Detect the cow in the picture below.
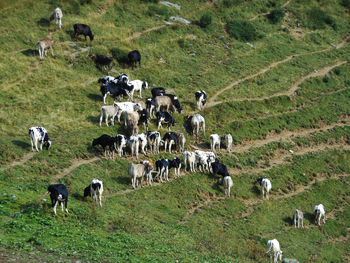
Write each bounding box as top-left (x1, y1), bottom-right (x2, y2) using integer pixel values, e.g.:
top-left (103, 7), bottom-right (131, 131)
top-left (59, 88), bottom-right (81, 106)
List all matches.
top-left (47, 184), bottom-right (69, 215)
top-left (146, 98), bottom-right (156, 118)
top-left (138, 109), bottom-right (149, 131)
top-left (128, 50), bottom-right (141, 69)
top-left (129, 80), bottom-right (148, 99)
top-left (128, 135), bottom-right (140, 159)
top-left (256, 177), bottom-right (272, 200)
top-left (92, 134), bottom-right (116, 158)
top-left (266, 239), bottom-right (283, 263)
top-left (37, 38), bottom-right (54, 60)
top-left (223, 134), bottom-right (233, 152)
top-left (155, 159), bottom-right (170, 183)
top-left (29, 126), bottom-right (51, 151)
top-left (210, 134), bottom-right (221, 152)
top-left (293, 209), bottom-right (304, 228)
top-left (223, 176), bottom-right (233, 197)
top-left (115, 134), bottom-right (127, 157)
top-left (163, 132), bottom-right (180, 153)
top-left (147, 131), bottom-right (161, 154)
top-left (169, 157), bottom-right (181, 178)
top-left (194, 150), bottom-right (216, 172)
top-left (84, 178), bottom-right (104, 207)
top-left (188, 114), bottom-right (205, 136)
top-left (211, 161), bottom-right (229, 178)
top-left (129, 162), bottom-right (153, 189)
top-left (73, 24), bottom-right (94, 41)
top-left (90, 54), bottom-right (114, 72)
top-left (183, 151), bottom-right (196, 172)
top-left (195, 90), bottom-right (207, 110)
top-left (99, 103), bottom-right (119, 127)
top-left (156, 111), bottom-right (175, 130)
top-left (314, 204), bottom-right (326, 226)
top-left (49, 7), bottom-right (63, 29)
top-left (151, 87), bottom-right (165, 98)
top-left (100, 82), bottom-right (129, 104)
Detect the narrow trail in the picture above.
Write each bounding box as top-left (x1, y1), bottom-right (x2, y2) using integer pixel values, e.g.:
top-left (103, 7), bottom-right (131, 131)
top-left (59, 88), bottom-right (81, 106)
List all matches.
top-left (0, 152), bottom-right (35, 171)
top-left (207, 35), bottom-right (350, 107)
top-left (126, 25), bottom-right (167, 40)
top-left (51, 157), bottom-right (100, 183)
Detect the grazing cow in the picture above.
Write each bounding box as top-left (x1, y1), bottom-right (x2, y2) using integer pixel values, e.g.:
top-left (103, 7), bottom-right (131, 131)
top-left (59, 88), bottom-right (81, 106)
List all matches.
top-left (223, 176), bottom-right (233, 197)
top-left (156, 111), bottom-right (175, 130)
top-left (115, 134), bottom-right (127, 157)
top-left (117, 73), bottom-right (130, 84)
top-left (37, 38), bottom-right (54, 60)
top-left (223, 134), bottom-right (233, 152)
top-left (266, 239), bottom-right (283, 263)
top-left (178, 133), bottom-right (186, 152)
top-left (100, 82), bottom-right (128, 104)
top-left (90, 55), bottom-right (114, 72)
top-left (189, 114), bottom-right (205, 136)
top-left (125, 111), bottom-right (140, 135)
top-left (49, 7), bottom-right (63, 29)
top-left (128, 135), bottom-right (140, 159)
top-left (169, 157), bottom-right (181, 178)
top-left (128, 50), bottom-right (141, 69)
top-left (162, 94), bottom-right (182, 113)
top-left (155, 159), bottom-right (170, 183)
top-left (183, 151), bottom-right (196, 172)
top-left (194, 150), bottom-right (216, 171)
top-left (129, 163), bottom-right (153, 189)
top-left (114, 102), bottom-right (142, 124)
top-left (151, 87), bottom-right (165, 98)
top-left (154, 96), bottom-right (175, 113)
top-left (29, 126), bottom-right (51, 151)
top-left (211, 161), bottom-right (229, 178)
top-left (147, 131), bottom-right (161, 154)
top-left (163, 132), bottom-right (180, 153)
top-left (99, 103), bottom-right (119, 127)
top-left (314, 204), bottom-right (326, 226)
top-left (98, 75), bottom-right (117, 85)
top-left (136, 133), bottom-right (147, 155)
top-left (92, 134), bottom-right (116, 158)
top-left (138, 109), bottom-right (149, 131)
top-left (146, 98), bottom-right (156, 118)
top-left (256, 177), bottom-right (272, 200)
top-left (210, 134), bottom-right (221, 152)
top-left (141, 159), bottom-right (154, 186)
top-left (195, 90), bottom-right (207, 110)
top-left (84, 178), bottom-right (104, 207)
top-left (293, 209), bottom-right (304, 228)
top-left (129, 80), bottom-right (148, 99)
top-left (73, 24), bottom-right (94, 41)
top-left (47, 184), bottom-right (69, 215)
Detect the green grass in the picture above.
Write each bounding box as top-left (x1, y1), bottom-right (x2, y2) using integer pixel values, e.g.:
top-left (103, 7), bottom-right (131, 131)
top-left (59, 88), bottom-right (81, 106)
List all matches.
top-left (0, 0), bottom-right (350, 262)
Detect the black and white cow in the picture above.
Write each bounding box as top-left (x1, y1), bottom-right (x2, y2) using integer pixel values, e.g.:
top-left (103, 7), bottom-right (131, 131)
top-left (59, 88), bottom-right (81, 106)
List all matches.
top-left (156, 111), bottom-right (175, 130)
top-left (151, 87), bottom-right (165, 98)
top-left (162, 132), bottom-right (179, 153)
top-left (195, 90), bottom-right (207, 110)
top-left (92, 134), bottom-right (116, 158)
top-left (128, 50), bottom-right (141, 69)
top-left (115, 134), bottom-right (127, 157)
top-left (146, 98), bottom-right (156, 118)
top-left (211, 161), bottom-right (229, 178)
top-left (147, 131), bottom-right (161, 154)
top-left (169, 157), bottom-right (181, 178)
top-left (155, 158), bottom-right (169, 183)
top-left (29, 126), bottom-right (52, 151)
top-left (138, 109), bottom-right (149, 131)
top-left (84, 178), bottom-right (104, 207)
top-left (73, 24), bottom-right (94, 41)
top-left (100, 82), bottom-right (129, 104)
top-left (98, 75), bottom-right (117, 85)
top-left (47, 184), bottom-right (69, 215)
top-left (163, 94), bottom-right (182, 113)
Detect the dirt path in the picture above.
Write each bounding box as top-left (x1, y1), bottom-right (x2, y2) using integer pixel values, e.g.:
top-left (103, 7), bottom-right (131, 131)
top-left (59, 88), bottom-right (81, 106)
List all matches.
top-left (207, 35), bottom-right (349, 107)
top-left (0, 152), bottom-right (35, 171)
top-left (126, 25), bottom-right (167, 40)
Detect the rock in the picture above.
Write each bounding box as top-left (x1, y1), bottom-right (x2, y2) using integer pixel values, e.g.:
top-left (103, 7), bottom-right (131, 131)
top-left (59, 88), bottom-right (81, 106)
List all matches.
top-left (159, 1), bottom-right (181, 10)
top-left (282, 259), bottom-right (299, 263)
top-left (68, 42), bottom-right (77, 48)
top-left (189, 53), bottom-right (195, 56)
top-left (246, 42), bottom-right (254, 48)
top-left (11, 194), bottom-right (16, 199)
top-left (159, 57), bottom-right (166, 63)
top-left (163, 20), bottom-right (173, 25)
top-left (219, 35), bottom-right (225, 39)
top-left (330, 43), bottom-right (337, 48)
top-left (169, 16), bottom-right (190, 24)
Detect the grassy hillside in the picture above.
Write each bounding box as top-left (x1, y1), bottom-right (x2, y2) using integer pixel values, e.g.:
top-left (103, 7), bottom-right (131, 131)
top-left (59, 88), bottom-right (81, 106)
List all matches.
top-left (0, 0), bottom-right (350, 262)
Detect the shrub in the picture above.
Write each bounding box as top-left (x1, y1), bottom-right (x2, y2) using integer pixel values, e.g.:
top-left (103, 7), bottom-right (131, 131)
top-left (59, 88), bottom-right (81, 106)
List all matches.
top-left (333, 68), bottom-right (341, 75)
top-left (307, 7), bottom-right (337, 30)
top-left (323, 76), bottom-right (330, 83)
top-left (199, 13), bottom-right (212, 28)
top-left (267, 8), bottom-right (285, 24)
top-left (226, 19), bottom-right (261, 42)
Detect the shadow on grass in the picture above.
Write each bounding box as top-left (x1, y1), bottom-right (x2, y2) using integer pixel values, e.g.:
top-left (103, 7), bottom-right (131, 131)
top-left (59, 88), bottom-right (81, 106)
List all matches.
top-left (37, 18), bottom-right (50, 27)
top-left (21, 49), bottom-right (37, 56)
top-left (87, 115), bottom-right (99, 125)
top-left (251, 185), bottom-right (261, 196)
top-left (72, 192), bottom-right (85, 201)
top-left (12, 140), bottom-right (31, 149)
top-left (304, 211), bottom-right (315, 224)
top-left (66, 30), bottom-right (75, 40)
top-left (283, 216), bottom-right (293, 226)
top-left (115, 175), bottom-right (130, 185)
top-left (87, 93), bottom-right (101, 102)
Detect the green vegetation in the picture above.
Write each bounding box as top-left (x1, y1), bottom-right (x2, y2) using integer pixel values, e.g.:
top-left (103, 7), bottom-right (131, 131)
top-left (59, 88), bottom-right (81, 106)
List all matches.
top-left (0, 0), bottom-right (349, 262)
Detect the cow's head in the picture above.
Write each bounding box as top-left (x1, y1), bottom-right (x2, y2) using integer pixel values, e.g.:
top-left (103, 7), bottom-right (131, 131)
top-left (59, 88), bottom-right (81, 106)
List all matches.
top-left (256, 177), bottom-right (263, 185)
top-left (45, 140), bottom-right (52, 150)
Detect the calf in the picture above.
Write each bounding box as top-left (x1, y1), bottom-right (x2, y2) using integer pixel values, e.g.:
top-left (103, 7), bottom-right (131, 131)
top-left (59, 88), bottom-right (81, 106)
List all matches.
top-left (73, 23), bottom-right (94, 41)
top-left (147, 131), bottom-right (161, 154)
top-left (163, 132), bottom-right (179, 153)
top-left (90, 54), bottom-right (114, 72)
top-left (129, 80), bottom-right (148, 99)
top-left (151, 87), bottom-right (165, 98)
top-left (138, 109), bottom-right (149, 131)
top-left (189, 114), bottom-right (205, 136)
top-left (98, 75), bottom-right (117, 85)
top-left (128, 50), bottom-right (141, 69)
top-left (223, 134), bottom-right (233, 152)
top-left (210, 134), bottom-right (221, 152)
top-left (114, 102), bottom-right (142, 124)
top-left (29, 126), bottom-right (51, 151)
top-left (37, 38), bottom-right (54, 60)
top-left (99, 103), bottom-right (119, 127)
top-left (115, 134), bottom-right (127, 157)
top-left (129, 162), bottom-right (153, 189)
top-left (211, 161), bottom-right (229, 178)
top-left (100, 82), bottom-right (128, 104)
top-left (155, 159), bottom-right (170, 183)
top-left (84, 178), bottom-right (104, 207)
top-left (266, 239), bottom-right (283, 263)
top-left (223, 176), bottom-right (233, 197)
top-left (49, 7), bottom-right (63, 29)
top-left (136, 133), bottom-right (147, 155)
top-left (128, 135), bottom-right (140, 159)
top-left (169, 157), bottom-right (181, 178)
top-left (126, 112), bottom-right (140, 135)
top-left (156, 111), bottom-right (175, 130)
top-left (47, 184), bottom-right (69, 215)
top-left (92, 134), bottom-right (116, 158)
top-left (314, 204), bottom-right (326, 226)
top-left (194, 150), bottom-right (216, 171)
top-left (146, 98), bottom-right (156, 118)
top-left (256, 177), bottom-right (272, 200)
top-left (293, 209), bottom-right (304, 228)
top-left (195, 90), bottom-right (207, 110)
top-left (183, 151), bottom-right (196, 172)
top-left (178, 133), bottom-right (186, 152)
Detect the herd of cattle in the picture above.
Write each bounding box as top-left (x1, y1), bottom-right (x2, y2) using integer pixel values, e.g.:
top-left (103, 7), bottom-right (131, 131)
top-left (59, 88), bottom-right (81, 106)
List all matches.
top-left (25, 7), bottom-right (329, 262)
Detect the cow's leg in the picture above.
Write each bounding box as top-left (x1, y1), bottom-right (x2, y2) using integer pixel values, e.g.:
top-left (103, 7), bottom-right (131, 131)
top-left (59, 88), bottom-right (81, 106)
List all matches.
top-left (30, 139), bottom-right (35, 151)
top-left (103, 94), bottom-right (107, 104)
top-left (105, 113), bottom-right (109, 126)
top-left (53, 201), bottom-right (58, 215)
top-left (169, 141), bottom-right (173, 154)
top-left (60, 201), bottom-right (64, 212)
top-left (262, 187), bottom-right (265, 200)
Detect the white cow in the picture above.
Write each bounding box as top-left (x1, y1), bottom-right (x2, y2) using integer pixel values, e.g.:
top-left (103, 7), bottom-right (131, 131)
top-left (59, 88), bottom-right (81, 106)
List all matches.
top-left (136, 133), bottom-right (147, 155)
top-left (191, 114), bottom-right (205, 136)
top-left (50, 7), bottom-right (63, 29)
top-left (223, 134), bottom-right (233, 152)
top-left (294, 209), bottom-right (304, 228)
top-left (84, 179), bottom-right (104, 207)
top-left (314, 204), bottom-right (326, 226)
top-left (183, 151), bottom-right (196, 172)
top-left (99, 104), bottom-right (119, 127)
top-left (113, 101), bottom-right (142, 123)
top-left (223, 176), bottom-right (233, 197)
top-left (129, 80), bottom-right (148, 99)
top-left (210, 134), bottom-right (221, 152)
top-left (256, 177), bottom-right (272, 200)
top-left (194, 150), bottom-right (216, 172)
top-left (128, 135), bottom-right (140, 159)
top-left (266, 239), bottom-right (283, 263)
top-left (29, 126), bottom-right (52, 151)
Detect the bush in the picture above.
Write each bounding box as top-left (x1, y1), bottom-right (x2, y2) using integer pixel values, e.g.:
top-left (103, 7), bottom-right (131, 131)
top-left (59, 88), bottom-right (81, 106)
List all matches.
top-left (147, 5), bottom-right (171, 18)
top-left (199, 13), bottom-right (212, 28)
top-left (226, 19), bottom-right (261, 42)
top-left (323, 76), bottom-right (330, 83)
top-left (307, 7), bottom-right (337, 30)
top-left (341, 0), bottom-right (350, 9)
top-left (333, 68), bottom-right (341, 75)
top-left (267, 8), bottom-right (285, 24)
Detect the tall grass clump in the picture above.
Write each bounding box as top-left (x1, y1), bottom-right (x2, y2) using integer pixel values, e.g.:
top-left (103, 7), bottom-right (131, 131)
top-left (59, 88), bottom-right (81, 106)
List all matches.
top-left (341, 0), bottom-right (350, 9)
top-left (226, 19), bottom-right (261, 41)
top-left (306, 7), bottom-right (337, 30)
top-left (147, 5), bottom-right (171, 19)
top-left (267, 8), bottom-right (285, 24)
top-left (221, 0), bottom-right (244, 7)
top-left (199, 13), bottom-right (212, 28)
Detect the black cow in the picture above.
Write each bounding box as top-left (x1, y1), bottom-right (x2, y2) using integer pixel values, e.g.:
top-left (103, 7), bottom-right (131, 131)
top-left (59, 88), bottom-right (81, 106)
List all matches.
top-left (90, 55), bottom-right (114, 72)
top-left (162, 131), bottom-right (179, 153)
top-left (169, 157), bottom-right (181, 178)
top-left (128, 50), bottom-right (141, 69)
top-left (47, 184), bottom-right (69, 215)
top-left (156, 111), bottom-right (175, 130)
top-left (211, 161), bottom-right (229, 179)
top-left (155, 158), bottom-right (170, 183)
top-left (73, 24), bottom-right (94, 41)
top-left (100, 82), bottom-right (128, 104)
top-left (92, 134), bottom-right (116, 158)
top-left (138, 109), bottom-right (149, 131)
top-left (151, 87), bottom-right (165, 98)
